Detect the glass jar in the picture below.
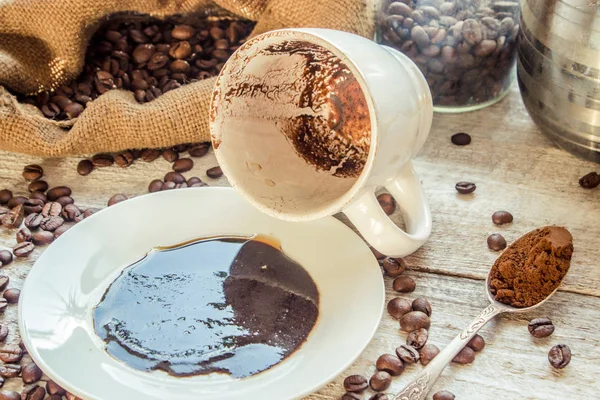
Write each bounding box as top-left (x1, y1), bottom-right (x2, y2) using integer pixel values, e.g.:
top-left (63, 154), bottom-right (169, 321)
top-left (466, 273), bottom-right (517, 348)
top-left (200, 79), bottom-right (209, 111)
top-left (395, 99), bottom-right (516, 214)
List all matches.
top-left (375, 0), bottom-right (520, 112)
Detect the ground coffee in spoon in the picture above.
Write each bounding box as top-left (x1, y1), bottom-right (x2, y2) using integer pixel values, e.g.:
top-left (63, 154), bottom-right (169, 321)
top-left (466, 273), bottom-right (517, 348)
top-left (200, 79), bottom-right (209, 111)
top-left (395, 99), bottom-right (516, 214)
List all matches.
top-left (489, 226), bottom-right (574, 308)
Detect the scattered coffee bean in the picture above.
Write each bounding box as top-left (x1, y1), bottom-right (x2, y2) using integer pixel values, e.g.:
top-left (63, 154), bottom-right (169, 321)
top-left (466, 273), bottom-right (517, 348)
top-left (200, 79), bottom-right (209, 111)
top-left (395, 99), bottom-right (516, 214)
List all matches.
top-left (188, 143), bottom-right (210, 158)
top-left (33, 231), bottom-right (54, 246)
top-left (377, 193), bottom-right (396, 215)
top-left (0, 299), bottom-right (7, 313)
top-left (0, 190), bottom-right (11, 205)
top-left (19, 340), bottom-right (26, 352)
top-left (24, 213), bottom-right (43, 230)
top-left (141, 149), bottom-right (161, 162)
top-left (22, 362), bottom-right (43, 384)
top-left (382, 257), bottom-right (406, 277)
top-left (46, 381), bottom-right (67, 395)
top-left (419, 344), bottom-right (440, 366)
top-left (407, 328), bottom-right (429, 349)
top-left (77, 159), bottom-right (94, 176)
top-left (412, 298), bottom-right (432, 316)
top-left (452, 346), bottom-right (475, 364)
top-left (0, 325), bottom-right (7, 342)
top-left (0, 345), bottom-right (22, 363)
top-left (396, 344), bottom-right (420, 364)
top-left (467, 334), bottom-right (486, 352)
top-left (433, 391), bottom-right (455, 400)
top-left (206, 166), bottom-right (223, 179)
top-left (115, 150), bottom-right (135, 168)
top-left (528, 317), bottom-right (555, 338)
top-left (492, 210), bottom-right (513, 225)
top-left (341, 393), bottom-right (361, 400)
top-left (29, 191), bottom-right (47, 203)
top-left (0, 251), bottom-right (11, 266)
top-left (376, 353), bottom-right (405, 376)
top-left (161, 181), bottom-right (176, 191)
top-left (164, 171), bottom-right (186, 184)
top-left (162, 148), bottom-right (179, 162)
top-left (1, 205), bottom-right (24, 229)
top-left (173, 158), bottom-right (194, 173)
top-left (3, 289), bottom-right (20, 304)
top-left (40, 216), bottom-right (64, 231)
top-left (61, 204), bottom-right (81, 221)
top-left (148, 179), bottom-right (164, 193)
top-left (579, 172), bottom-right (600, 189)
top-left (6, 196), bottom-right (27, 209)
top-left (0, 277), bottom-right (8, 291)
top-left (369, 371), bottom-right (391, 392)
top-left (343, 375), bottom-right (368, 392)
top-left (393, 276), bottom-right (416, 293)
top-left (369, 394), bottom-right (389, 400)
top-left (187, 177), bottom-right (204, 186)
top-left (387, 297), bottom-right (412, 319)
top-left (451, 132), bottom-right (471, 146)
top-left (27, 180), bottom-right (48, 193)
top-left (108, 194), bottom-right (128, 206)
top-left (13, 242), bottom-right (34, 257)
top-left (23, 198), bottom-right (44, 214)
top-left (21, 385), bottom-right (45, 400)
top-left (42, 202), bottom-right (62, 217)
top-left (0, 365), bottom-right (21, 379)
top-left (400, 311), bottom-right (431, 332)
top-left (22, 165), bottom-right (43, 181)
top-left (91, 154), bottom-right (114, 167)
top-left (56, 196), bottom-right (74, 206)
top-left (487, 233), bottom-right (507, 251)
top-left (16, 227), bottom-right (32, 243)
top-left (455, 181), bottom-right (476, 194)
top-left (47, 187), bottom-right (71, 201)
top-left (548, 344), bottom-right (571, 369)
top-left (53, 224), bottom-right (71, 239)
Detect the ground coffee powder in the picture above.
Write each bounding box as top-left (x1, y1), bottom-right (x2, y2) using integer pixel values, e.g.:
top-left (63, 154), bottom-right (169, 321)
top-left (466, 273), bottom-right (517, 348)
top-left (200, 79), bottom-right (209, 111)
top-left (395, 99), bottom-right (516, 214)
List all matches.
top-left (489, 226), bottom-right (573, 308)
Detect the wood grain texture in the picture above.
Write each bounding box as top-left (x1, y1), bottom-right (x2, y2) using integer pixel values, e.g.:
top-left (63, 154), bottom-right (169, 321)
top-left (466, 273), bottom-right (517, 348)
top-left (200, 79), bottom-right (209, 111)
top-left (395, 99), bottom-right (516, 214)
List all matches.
top-left (0, 86), bottom-right (599, 399)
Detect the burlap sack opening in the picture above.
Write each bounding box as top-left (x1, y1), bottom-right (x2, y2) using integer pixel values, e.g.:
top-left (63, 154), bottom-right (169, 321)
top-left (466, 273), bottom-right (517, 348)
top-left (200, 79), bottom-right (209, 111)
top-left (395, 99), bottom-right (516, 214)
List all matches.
top-left (0, 0), bottom-right (375, 156)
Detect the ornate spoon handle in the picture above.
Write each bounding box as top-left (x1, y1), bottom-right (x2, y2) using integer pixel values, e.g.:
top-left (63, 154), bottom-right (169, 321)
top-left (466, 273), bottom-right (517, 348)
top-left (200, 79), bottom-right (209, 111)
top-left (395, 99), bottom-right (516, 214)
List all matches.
top-left (392, 303), bottom-right (503, 400)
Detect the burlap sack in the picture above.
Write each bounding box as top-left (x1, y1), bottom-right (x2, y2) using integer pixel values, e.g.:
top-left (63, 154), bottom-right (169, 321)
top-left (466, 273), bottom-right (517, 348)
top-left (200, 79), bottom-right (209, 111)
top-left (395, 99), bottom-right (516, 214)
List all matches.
top-left (0, 0), bottom-right (375, 156)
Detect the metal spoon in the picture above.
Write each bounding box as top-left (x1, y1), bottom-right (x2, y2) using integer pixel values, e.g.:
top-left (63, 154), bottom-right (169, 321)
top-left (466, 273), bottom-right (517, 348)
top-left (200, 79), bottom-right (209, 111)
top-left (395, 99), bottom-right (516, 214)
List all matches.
top-left (392, 265), bottom-right (566, 400)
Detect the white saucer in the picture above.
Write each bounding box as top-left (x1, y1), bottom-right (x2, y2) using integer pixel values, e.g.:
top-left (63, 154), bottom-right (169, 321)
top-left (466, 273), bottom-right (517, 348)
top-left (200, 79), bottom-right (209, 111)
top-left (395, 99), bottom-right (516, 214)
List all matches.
top-left (19, 188), bottom-right (384, 400)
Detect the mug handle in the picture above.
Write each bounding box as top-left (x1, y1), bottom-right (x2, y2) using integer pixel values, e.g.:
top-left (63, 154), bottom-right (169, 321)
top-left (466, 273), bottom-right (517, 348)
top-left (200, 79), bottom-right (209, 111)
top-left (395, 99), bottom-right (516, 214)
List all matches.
top-left (342, 162), bottom-right (432, 257)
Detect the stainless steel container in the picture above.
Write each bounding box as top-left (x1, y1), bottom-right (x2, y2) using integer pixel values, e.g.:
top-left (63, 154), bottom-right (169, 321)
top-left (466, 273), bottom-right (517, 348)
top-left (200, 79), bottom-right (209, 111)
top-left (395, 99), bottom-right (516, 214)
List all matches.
top-left (518, 0), bottom-right (600, 162)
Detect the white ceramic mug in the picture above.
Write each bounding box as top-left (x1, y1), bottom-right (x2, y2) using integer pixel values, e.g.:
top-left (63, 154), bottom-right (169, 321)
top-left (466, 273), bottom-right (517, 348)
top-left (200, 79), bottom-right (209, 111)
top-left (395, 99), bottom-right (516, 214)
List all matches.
top-left (210, 28), bottom-right (433, 257)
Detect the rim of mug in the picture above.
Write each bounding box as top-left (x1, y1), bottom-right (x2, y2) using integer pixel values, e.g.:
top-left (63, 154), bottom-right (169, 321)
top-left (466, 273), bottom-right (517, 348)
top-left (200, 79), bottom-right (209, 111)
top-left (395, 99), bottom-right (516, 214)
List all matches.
top-left (210, 28), bottom-right (379, 222)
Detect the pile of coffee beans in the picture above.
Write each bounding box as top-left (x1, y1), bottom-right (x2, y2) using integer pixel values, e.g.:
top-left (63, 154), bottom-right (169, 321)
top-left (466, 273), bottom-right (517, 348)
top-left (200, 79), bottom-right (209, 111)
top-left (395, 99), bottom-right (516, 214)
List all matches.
top-left (579, 171), bottom-right (600, 189)
top-left (377, 0), bottom-right (519, 107)
top-left (20, 17), bottom-right (255, 119)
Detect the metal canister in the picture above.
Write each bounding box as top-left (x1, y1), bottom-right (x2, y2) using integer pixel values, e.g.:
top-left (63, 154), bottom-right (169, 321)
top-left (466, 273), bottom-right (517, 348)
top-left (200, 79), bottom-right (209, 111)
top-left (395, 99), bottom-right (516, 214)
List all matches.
top-left (518, 0), bottom-right (600, 162)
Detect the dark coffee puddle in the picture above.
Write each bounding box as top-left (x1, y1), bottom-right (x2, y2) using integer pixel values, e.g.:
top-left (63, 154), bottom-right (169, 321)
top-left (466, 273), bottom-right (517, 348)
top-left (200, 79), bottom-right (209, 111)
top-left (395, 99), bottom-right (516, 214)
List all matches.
top-left (93, 235), bottom-right (319, 378)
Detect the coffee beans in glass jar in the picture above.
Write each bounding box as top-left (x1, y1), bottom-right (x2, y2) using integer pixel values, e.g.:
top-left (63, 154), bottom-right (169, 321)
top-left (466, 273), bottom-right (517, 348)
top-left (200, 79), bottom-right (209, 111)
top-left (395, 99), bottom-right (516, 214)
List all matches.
top-left (376, 0), bottom-right (520, 111)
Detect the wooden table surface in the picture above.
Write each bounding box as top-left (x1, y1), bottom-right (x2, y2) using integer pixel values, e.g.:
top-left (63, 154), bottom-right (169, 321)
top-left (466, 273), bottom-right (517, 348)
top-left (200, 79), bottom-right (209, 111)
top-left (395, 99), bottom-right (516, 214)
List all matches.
top-left (0, 85), bottom-right (599, 399)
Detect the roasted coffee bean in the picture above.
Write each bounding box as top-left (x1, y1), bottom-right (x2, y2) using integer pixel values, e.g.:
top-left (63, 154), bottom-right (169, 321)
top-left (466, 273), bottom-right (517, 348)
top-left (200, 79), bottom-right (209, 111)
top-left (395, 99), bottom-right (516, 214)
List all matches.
top-left (0, 190), bottom-right (12, 205)
top-left (169, 41), bottom-right (192, 59)
top-left (0, 251), bottom-right (12, 266)
top-left (187, 177), bottom-right (204, 186)
top-left (0, 325), bottom-right (8, 342)
top-left (387, 297), bottom-right (412, 319)
top-left (173, 158), bottom-right (194, 173)
top-left (400, 311), bottom-right (431, 332)
top-left (172, 24), bottom-right (195, 40)
top-left (53, 224), bottom-right (71, 239)
top-left (77, 159), bottom-right (94, 176)
top-left (61, 204), bottom-right (81, 221)
top-left (492, 210), bottom-right (513, 225)
top-left (42, 202), bottom-right (62, 217)
top-left (162, 148), bottom-right (179, 162)
top-left (548, 344), bottom-right (571, 369)
top-left (0, 345), bottom-right (22, 362)
top-left (1, 205), bottom-right (24, 229)
top-left (141, 149), bottom-right (161, 162)
top-left (22, 165), bottom-right (43, 181)
top-left (487, 233), bottom-right (507, 251)
top-left (206, 166), bottom-right (223, 179)
top-left (452, 346), bottom-right (475, 364)
top-left (528, 317), bottom-right (555, 338)
top-left (148, 179), bottom-right (164, 193)
top-left (0, 299), bottom-right (7, 313)
top-left (22, 363), bottom-right (43, 384)
top-left (46, 381), bottom-right (67, 395)
top-left (377, 193), bottom-right (395, 215)
top-left (33, 230), bottom-right (54, 245)
top-left (92, 153), bottom-right (114, 167)
top-left (369, 371), bottom-right (391, 392)
top-left (407, 328), bottom-right (428, 349)
top-left (56, 196), bottom-right (74, 206)
top-left (108, 194), bottom-right (128, 206)
top-left (115, 150), bottom-right (135, 168)
top-left (412, 298), bottom-right (432, 316)
top-left (0, 365), bottom-right (21, 378)
top-left (369, 394), bottom-right (389, 400)
top-left (393, 276), bottom-right (416, 293)
top-left (343, 374), bottom-right (368, 392)
top-left (455, 181), bottom-right (476, 194)
top-left (419, 344), bottom-right (440, 366)
top-left (16, 227), bottom-right (32, 243)
top-left (7, 196), bottom-right (27, 209)
top-left (579, 172), bottom-right (600, 189)
top-left (13, 241), bottom-right (33, 257)
top-left (396, 344), bottom-right (420, 364)
top-left (451, 132), bottom-right (471, 145)
top-left (164, 171), bottom-right (186, 184)
top-left (28, 180), bottom-right (48, 193)
top-left (21, 385), bottom-right (45, 400)
top-left (467, 334), bottom-right (486, 351)
top-left (433, 391), bottom-right (455, 400)
top-left (40, 216), bottom-right (64, 231)
top-left (341, 393), bottom-right (361, 400)
top-left (47, 186), bottom-right (71, 201)
top-left (376, 353), bottom-right (405, 376)
top-left (19, 340), bottom-right (26, 352)
top-left (65, 102), bottom-right (84, 119)
top-left (0, 277), bottom-right (8, 291)
top-left (23, 198), bottom-right (44, 214)
top-left (175, 182), bottom-right (188, 189)
top-left (161, 181), bottom-right (177, 190)
top-left (29, 191), bottom-right (46, 203)
top-left (382, 257), bottom-right (406, 277)
top-left (188, 143), bottom-right (210, 157)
